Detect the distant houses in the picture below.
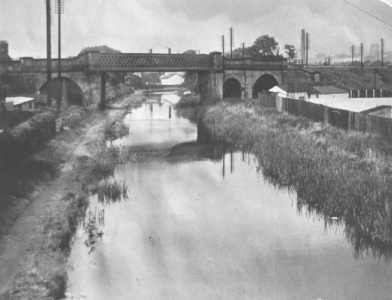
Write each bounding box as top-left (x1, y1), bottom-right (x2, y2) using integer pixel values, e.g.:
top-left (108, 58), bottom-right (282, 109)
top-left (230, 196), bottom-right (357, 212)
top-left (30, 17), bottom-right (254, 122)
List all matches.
top-left (269, 85), bottom-right (348, 101)
top-left (5, 97), bottom-right (35, 111)
top-left (160, 73), bottom-right (184, 85)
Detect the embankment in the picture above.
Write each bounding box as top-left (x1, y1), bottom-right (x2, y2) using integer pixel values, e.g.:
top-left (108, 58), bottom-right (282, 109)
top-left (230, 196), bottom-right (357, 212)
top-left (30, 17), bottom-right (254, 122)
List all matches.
top-left (0, 93), bottom-right (141, 299)
top-left (203, 101), bottom-right (392, 259)
top-left (307, 66), bottom-right (392, 91)
top-left (0, 112), bottom-right (56, 168)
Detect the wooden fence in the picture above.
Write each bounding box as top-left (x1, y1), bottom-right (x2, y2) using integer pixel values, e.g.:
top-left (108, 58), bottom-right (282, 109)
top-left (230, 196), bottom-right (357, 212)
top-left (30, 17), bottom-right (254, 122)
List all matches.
top-left (268, 97), bottom-right (392, 141)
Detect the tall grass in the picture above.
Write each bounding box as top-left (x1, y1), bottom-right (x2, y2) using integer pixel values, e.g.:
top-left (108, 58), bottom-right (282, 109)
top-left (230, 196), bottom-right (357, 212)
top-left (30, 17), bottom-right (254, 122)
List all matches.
top-left (104, 120), bottom-right (129, 140)
top-left (90, 180), bottom-right (129, 204)
top-left (204, 102), bottom-right (392, 261)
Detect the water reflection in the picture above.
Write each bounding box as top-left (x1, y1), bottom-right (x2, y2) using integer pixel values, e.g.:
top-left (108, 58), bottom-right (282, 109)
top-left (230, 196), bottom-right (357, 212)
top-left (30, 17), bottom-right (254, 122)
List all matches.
top-left (83, 209), bottom-right (105, 254)
top-left (296, 196), bottom-right (392, 262)
top-left (107, 97), bottom-right (392, 262)
top-left (82, 180), bottom-right (129, 253)
top-left (69, 100), bottom-right (392, 299)
top-left (257, 145), bottom-right (392, 262)
top-left (90, 180), bottom-right (129, 204)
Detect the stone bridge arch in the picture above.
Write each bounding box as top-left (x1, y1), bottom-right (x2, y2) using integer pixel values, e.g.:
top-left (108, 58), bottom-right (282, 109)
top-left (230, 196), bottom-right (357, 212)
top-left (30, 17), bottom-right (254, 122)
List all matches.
top-left (39, 76), bottom-right (88, 107)
top-left (223, 77), bottom-right (242, 98)
top-left (251, 73), bottom-right (279, 99)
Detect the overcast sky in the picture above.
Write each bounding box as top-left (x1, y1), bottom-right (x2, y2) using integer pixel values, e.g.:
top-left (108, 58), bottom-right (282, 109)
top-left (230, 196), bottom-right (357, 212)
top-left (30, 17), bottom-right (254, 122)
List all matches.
top-left (1, 0), bottom-right (392, 59)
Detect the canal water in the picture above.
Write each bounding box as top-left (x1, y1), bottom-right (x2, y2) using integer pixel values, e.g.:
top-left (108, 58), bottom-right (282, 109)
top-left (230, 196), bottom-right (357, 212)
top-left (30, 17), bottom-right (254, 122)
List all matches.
top-left (67, 94), bottom-right (392, 300)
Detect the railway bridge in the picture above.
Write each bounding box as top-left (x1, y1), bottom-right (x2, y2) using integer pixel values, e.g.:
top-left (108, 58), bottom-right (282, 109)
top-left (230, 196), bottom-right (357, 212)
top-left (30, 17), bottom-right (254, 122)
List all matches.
top-left (0, 51), bottom-right (319, 106)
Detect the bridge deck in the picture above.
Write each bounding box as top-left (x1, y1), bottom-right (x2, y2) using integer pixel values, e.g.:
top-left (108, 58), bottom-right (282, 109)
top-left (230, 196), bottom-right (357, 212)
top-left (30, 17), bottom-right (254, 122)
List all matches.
top-left (99, 53), bottom-right (213, 72)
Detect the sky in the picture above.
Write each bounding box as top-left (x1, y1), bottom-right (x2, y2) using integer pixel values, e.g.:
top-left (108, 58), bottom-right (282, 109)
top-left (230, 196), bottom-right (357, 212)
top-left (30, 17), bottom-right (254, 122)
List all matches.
top-left (1, 0), bottom-right (392, 59)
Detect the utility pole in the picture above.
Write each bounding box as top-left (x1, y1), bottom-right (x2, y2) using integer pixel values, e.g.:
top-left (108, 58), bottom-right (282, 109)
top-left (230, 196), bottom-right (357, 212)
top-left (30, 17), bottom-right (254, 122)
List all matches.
top-left (55, 0), bottom-right (64, 78)
top-left (351, 45), bottom-right (354, 67)
top-left (46, 0), bottom-right (52, 106)
top-left (230, 27), bottom-right (233, 59)
top-left (222, 35), bottom-right (225, 97)
top-left (242, 43), bottom-right (247, 98)
top-left (361, 43), bottom-right (363, 71)
top-left (0, 85), bottom-right (10, 130)
top-left (381, 38), bottom-right (384, 68)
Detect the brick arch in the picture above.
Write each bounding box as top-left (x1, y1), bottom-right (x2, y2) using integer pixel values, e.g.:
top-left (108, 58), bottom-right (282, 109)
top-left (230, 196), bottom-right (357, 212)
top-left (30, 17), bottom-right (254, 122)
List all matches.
top-left (39, 77), bottom-right (86, 106)
top-left (225, 73), bottom-right (244, 86)
top-left (223, 77), bottom-right (242, 98)
top-left (251, 73), bottom-right (279, 99)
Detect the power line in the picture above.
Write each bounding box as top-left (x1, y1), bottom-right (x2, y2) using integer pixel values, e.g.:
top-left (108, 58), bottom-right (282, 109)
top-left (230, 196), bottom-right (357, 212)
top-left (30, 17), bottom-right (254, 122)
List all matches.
top-left (341, 0), bottom-right (392, 29)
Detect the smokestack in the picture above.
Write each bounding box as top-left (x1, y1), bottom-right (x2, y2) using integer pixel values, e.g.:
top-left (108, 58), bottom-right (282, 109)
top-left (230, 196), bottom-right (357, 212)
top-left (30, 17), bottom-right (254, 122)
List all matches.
top-left (301, 29), bottom-right (306, 63)
top-left (168, 48), bottom-right (171, 54)
top-left (381, 38), bottom-right (384, 68)
top-left (306, 32), bottom-right (309, 65)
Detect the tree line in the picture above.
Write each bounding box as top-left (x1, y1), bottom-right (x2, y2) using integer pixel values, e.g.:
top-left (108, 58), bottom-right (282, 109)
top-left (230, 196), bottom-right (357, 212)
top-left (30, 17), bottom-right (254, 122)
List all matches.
top-left (183, 35), bottom-right (296, 61)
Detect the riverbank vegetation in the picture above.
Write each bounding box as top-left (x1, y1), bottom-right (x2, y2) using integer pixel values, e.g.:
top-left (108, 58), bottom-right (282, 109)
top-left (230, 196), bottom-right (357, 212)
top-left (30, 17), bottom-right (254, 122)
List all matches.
top-left (0, 93), bottom-right (141, 299)
top-left (203, 100), bottom-right (392, 260)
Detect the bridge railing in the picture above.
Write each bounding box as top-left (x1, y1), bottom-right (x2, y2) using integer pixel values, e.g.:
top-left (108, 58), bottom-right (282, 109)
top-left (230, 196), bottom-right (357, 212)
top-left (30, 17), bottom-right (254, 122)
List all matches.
top-left (97, 53), bottom-right (214, 71)
top-left (224, 58), bottom-right (288, 70)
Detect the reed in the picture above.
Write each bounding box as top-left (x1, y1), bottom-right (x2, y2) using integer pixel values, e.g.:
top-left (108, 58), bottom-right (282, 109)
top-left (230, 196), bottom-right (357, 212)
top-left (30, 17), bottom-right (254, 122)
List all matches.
top-left (203, 102), bottom-right (392, 260)
top-left (103, 119), bottom-right (129, 140)
top-left (90, 180), bottom-right (129, 204)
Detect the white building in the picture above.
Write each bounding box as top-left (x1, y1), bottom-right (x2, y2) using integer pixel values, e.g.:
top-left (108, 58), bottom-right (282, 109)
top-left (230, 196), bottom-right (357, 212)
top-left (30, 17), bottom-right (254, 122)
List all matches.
top-left (5, 97), bottom-right (35, 111)
top-left (160, 73), bottom-right (184, 86)
top-left (312, 86), bottom-right (349, 99)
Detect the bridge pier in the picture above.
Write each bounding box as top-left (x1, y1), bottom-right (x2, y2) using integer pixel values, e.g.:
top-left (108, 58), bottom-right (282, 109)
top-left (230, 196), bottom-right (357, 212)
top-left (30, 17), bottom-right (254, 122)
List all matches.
top-left (100, 72), bottom-right (106, 108)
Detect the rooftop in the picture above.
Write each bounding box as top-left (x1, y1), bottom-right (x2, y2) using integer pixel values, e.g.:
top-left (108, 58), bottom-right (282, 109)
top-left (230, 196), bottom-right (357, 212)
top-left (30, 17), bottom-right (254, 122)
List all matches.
top-left (360, 105), bottom-right (391, 114)
top-left (6, 97), bottom-right (35, 106)
top-left (313, 86), bottom-right (348, 95)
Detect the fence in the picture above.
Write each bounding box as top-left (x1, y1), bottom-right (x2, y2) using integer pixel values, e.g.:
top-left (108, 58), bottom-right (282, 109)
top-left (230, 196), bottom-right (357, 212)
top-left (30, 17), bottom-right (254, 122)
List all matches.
top-left (350, 89), bottom-right (391, 98)
top-left (266, 96), bottom-right (392, 141)
top-left (258, 93), bottom-right (276, 107)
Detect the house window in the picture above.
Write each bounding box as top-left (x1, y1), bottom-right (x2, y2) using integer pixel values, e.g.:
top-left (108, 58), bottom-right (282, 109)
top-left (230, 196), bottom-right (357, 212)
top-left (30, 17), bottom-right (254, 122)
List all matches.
top-left (29, 102), bottom-right (32, 109)
top-left (299, 96), bottom-right (305, 101)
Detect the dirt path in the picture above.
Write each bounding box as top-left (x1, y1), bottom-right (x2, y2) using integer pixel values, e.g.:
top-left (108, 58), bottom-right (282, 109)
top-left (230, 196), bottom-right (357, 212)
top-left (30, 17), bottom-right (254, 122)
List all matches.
top-left (0, 102), bottom-right (125, 294)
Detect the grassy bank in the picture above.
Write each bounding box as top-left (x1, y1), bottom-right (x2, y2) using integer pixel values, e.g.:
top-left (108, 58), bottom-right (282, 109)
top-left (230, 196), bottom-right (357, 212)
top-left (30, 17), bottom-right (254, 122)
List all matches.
top-left (0, 93), bottom-right (142, 299)
top-left (203, 100), bottom-right (392, 260)
top-left (307, 66), bottom-right (392, 91)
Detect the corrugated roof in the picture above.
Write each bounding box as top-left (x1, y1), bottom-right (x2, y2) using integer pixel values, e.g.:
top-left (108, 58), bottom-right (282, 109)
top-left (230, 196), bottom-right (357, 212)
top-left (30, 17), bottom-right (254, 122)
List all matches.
top-left (360, 105), bottom-right (391, 114)
top-left (313, 86), bottom-right (348, 95)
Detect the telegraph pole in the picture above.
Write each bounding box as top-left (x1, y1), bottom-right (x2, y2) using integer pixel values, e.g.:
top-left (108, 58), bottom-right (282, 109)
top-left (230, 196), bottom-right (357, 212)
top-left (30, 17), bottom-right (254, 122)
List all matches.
top-left (55, 0), bottom-right (64, 115)
top-left (222, 35), bottom-right (225, 97)
top-left (46, 0), bottom-right (52, 106)
top-left (381, 38), bottom-right (384, 68)
top-left (55, 0), bottom-right (64, 78)
top-left (361, 43), bottom-right (363, 70)
top-left (230, 27), bottom-right (233, 59)
top-left (351, 45), bottom-right (354, 67)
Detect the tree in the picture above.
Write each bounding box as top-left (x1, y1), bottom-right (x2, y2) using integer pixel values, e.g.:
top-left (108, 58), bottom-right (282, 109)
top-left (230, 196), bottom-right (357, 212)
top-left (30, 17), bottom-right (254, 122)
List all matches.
top-left (284, 45), bottom-right (296, 61)
top-left (182, 50), bottom-right (197, 55)
top-left (78, 45), bottom-right (121, 55)
top-left (253, 35), bottom-right (279, 57)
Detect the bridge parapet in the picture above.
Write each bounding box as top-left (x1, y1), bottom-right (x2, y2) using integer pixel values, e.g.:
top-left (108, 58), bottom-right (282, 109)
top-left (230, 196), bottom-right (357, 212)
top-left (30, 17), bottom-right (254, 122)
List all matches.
top-left (0, 51), bottom-right (94, 73)
top-left (224, 58), bottom-right (288, 71)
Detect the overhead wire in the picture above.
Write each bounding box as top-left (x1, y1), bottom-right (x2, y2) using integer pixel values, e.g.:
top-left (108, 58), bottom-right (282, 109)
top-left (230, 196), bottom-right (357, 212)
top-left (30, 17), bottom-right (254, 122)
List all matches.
top-left (341, 0), bottom-right (392, 29)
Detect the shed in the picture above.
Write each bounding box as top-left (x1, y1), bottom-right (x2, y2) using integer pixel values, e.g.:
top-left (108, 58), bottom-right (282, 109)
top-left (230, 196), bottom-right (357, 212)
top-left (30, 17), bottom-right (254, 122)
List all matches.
top-left (312, 86), bottom-right (348, 99)
top-left (360, 105), bottom-right (392, 118)
top-left (5, 97), bottom-right (35, 111)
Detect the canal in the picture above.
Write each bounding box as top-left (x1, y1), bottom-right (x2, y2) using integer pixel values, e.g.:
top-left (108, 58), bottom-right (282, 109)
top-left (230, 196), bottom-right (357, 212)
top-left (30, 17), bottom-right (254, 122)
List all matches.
top-left (67, 93), bottom-right (392, 300)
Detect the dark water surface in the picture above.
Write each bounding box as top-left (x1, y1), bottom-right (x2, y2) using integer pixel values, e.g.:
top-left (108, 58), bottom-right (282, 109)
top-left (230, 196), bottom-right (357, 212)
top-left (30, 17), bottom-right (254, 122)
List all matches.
top-left (68, 97), bottom-right (392, 300)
